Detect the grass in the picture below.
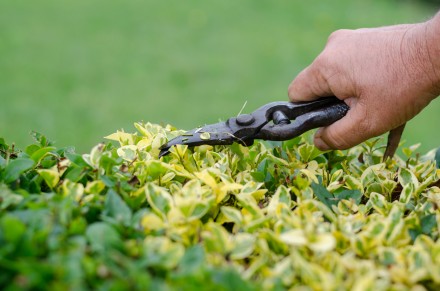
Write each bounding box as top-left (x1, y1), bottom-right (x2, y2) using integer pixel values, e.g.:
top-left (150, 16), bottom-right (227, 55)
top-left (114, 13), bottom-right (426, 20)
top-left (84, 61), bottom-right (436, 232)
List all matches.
top-left (0, 0), bottom-right (438, 153)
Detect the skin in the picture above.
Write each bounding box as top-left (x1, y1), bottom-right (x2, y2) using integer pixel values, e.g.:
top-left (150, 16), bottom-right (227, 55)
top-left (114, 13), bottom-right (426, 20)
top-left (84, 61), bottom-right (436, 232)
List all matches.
top-left (288, 12), bottom-right (440, 151)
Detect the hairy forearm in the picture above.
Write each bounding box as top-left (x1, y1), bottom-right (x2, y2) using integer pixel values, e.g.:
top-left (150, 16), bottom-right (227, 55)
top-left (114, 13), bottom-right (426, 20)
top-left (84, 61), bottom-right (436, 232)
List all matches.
top-left (426, 12), bottom-right (440, 95)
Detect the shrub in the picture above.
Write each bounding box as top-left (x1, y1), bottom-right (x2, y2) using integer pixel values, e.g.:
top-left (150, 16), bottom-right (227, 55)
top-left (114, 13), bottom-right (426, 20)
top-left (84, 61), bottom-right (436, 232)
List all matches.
top-left (1, 123), bottom-right (440, 290)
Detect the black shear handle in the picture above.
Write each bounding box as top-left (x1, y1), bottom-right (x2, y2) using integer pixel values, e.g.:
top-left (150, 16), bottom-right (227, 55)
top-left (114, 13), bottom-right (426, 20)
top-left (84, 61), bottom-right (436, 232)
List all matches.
top-left (254, 102), bottom-right (349, 141)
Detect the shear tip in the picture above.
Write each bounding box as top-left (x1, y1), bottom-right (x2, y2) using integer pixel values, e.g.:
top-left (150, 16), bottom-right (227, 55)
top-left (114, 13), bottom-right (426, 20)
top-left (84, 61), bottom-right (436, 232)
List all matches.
top-left (158, 147), bottom-right (171, 158)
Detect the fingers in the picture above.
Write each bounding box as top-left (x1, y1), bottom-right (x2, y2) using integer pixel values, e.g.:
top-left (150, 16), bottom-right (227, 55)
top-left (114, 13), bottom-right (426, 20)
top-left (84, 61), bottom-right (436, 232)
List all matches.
top-left (313, 101), bottom-right (375, 150)
top-left (288, 59), bottom-right (368, 151)
top-left (289, 62), bottom-right (373, 150)
top-left (287, 62), bottom-right (334, 102)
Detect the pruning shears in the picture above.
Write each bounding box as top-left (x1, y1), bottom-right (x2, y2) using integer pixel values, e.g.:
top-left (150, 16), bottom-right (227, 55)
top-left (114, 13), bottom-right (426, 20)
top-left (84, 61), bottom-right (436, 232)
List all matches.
top-left (159, 97), bottom-right (349, 157)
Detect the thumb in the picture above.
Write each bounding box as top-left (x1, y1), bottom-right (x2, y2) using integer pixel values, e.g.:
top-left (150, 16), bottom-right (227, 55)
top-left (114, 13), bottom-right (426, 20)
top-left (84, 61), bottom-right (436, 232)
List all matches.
top-left (288, 63), bottom-right (333, 102)
top-left (313, 102), bottom-right (373, 150)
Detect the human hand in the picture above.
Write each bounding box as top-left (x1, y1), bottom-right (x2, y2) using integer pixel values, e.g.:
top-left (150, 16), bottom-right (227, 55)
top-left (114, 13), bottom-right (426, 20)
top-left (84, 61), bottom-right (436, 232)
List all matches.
top-left (288, 17), bottom-right (440, 151)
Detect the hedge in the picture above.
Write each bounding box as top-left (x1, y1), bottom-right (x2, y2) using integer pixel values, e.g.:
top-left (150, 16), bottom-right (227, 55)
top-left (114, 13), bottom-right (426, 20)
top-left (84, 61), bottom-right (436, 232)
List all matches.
top-left (0, 123), bottom-right (439, 290)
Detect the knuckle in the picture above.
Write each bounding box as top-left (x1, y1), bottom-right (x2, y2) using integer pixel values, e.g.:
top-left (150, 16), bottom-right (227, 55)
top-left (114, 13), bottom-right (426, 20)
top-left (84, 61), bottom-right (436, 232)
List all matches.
top-left (327, 29), bottom-right (352, 42)
top-left (313, 54), bottom-right (328, 68)
top-left (314, 47), bottom-right (338, 71)
top-left (311, 55), bottom-right (333, 80)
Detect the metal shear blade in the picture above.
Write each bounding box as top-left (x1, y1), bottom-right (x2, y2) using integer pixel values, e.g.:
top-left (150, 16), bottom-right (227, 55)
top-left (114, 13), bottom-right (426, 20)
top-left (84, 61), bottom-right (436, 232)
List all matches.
top-left (159, 97), bottom-right (349, 157)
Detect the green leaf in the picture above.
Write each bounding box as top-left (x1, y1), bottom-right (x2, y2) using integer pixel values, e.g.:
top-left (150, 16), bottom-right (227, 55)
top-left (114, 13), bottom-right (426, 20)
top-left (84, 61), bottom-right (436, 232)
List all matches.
top-left (37, 168), bottom-right (60, 188)
top-left (220, 206), bottom-right (243, 225)
top-left (297, 143), bottom-right (321, 162)
top-left (117, 145), bottom-right (137, 161)
top-left (176, 245), bottom-right (205, 276)
top-left (143, 237), bottom-right (185, 269)
top-left (335, 189), bottom-right (363, 205)
top-left (145, 183), bottom-right (173, 219)
top-left (202, 222), bottom-right (231, 254)
top-left (209, 267), bottom-right (254, 291)
top-left (230, 233), bottom-right (256, 260)
top-left (85, 180), bottom-right (105, 194)
top-left (344, 175), bottom-right (363, 190)
top-left (0, 214), bottom-right (26, 243)
top-left (311, 182), bottom-right (336, 209)
top-left (267, 185), bottom-right (291, 215)
top-left (368, 192), bottom-right (389, 215)
top-left (309, 233), bottom-right (336, 253)
top-left (66, 152), bottom-right (89, 167)
top-left (62, 180), bottom-right (84, 200)
top-left (282, 136), bottom-right (301, 150)
top-left (103, 189), bottom-right (132, 225)
top-left (399, 183), bottom-right (414, 204)
top-left (146, 160), bottom-right (168, 180)
top-left (0, 155), bottom-right (5, 168)
top-left (86, 222), bottom-right (122, 253)
top-left (250, 171), bottom-right (265, 182)
top-left (30, 146), bottom-right (56, 163)
top-left (0, 184), bottom-right (24, 209)
top-left (421, 214), bottom-right (437, 234)
top-left (384, 205), bottom-right (404, 243)
top-left (398, 168), bottom-right (418, 187)
top-left (25, 144), bottom-right (40, 156)
top-left (82, 143), bottom-right (104, 168)
top-left (99, 154), bottom-right (120, 174)
top-left (30, 131), bottom-right (52, 146)
top-left (63, 166), bottom-right (84, 182)
top-left (189, 201), bottom-right (211, 220)
top-left (3, 158), bottom-right (34, 183)
top-left (280, 229), bottom-right (307, 246)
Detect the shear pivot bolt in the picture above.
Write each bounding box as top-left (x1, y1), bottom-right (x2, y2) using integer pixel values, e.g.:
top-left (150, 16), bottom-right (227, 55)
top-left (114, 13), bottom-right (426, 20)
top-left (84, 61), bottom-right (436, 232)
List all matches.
top-left (273, 111), bottom-right (290, 125)
top-left (236, 114), bottom-right (255, 126)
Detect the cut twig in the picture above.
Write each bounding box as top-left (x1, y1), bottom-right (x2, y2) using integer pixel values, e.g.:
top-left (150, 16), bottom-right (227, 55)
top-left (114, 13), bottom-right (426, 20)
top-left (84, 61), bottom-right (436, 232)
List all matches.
top-left (383, 123), bottom-right (406, 161)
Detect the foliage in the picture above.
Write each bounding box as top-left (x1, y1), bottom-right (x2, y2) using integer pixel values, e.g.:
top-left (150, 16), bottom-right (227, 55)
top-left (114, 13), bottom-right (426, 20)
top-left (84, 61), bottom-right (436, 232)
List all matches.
top-left (1, 124), bottom-right (440, 290)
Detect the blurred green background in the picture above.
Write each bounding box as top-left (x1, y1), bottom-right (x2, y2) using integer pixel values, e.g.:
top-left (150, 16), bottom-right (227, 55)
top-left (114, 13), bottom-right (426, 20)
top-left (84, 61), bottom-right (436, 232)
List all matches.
top-left (1, 0), bottom-right (439, 153)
